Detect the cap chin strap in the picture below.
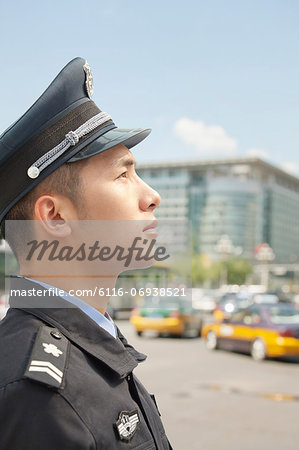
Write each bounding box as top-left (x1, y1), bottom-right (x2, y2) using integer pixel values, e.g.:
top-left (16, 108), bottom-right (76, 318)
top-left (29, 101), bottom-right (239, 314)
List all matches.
top-left (27, 111), bottom-right (112, 179)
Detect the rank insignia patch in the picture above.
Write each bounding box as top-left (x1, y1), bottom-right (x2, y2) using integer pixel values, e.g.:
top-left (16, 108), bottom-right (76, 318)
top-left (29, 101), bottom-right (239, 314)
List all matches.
top-left (115, 409), bottom-right (140, 442)
top-left (42, 343), bottom-right (63, 357)
top-left (24, 325), bottom-right (69, 389)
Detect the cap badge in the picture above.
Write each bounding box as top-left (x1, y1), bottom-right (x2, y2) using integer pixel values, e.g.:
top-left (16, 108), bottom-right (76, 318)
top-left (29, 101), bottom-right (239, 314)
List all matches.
top-left (115, 409), bottom-right (140, 442)
top-left (83, 61), bottom-right (94, 98)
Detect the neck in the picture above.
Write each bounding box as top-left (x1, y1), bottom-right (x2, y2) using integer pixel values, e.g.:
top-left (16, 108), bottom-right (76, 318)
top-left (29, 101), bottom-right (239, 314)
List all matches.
top-left (19, 263), bottom-right (118, 314)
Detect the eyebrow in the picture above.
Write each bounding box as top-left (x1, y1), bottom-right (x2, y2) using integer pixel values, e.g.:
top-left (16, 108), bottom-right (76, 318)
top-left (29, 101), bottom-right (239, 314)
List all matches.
top-left (112, 156), bottom-right (135, 169)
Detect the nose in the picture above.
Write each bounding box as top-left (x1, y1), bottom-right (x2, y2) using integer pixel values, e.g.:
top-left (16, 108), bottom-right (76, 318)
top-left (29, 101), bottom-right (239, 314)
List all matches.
top-left (139, 179), bottom-right (161, 212)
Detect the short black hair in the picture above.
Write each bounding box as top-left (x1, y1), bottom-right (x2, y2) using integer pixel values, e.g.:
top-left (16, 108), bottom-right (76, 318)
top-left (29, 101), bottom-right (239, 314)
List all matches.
top-left (0, 159), bottom-right (87, 257)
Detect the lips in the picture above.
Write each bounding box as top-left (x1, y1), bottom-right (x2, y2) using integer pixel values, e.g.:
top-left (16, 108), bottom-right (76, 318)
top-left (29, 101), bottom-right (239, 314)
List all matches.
top-left (143, 219), bottom-right (158, 233)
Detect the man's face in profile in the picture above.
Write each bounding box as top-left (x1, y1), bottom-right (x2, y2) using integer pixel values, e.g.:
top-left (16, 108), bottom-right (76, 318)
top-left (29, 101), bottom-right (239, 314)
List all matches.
top-left (15, 143), bottom-right (162, 279)
top-left (74, 143), bottom-right (160, 225)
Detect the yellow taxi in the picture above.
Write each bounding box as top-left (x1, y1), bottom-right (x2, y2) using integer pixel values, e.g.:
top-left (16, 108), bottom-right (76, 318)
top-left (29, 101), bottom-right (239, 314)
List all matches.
top-left (130, 296), bottom-right (202, 338)
top-left (202, 303), bottom-right (299, 361)
top-left (213, 292), bottom-right (252, 322)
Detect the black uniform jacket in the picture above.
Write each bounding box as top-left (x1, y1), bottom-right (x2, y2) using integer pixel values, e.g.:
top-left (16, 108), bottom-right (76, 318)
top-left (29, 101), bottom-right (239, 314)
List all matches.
top-left (0, 277), bottom-right (172, 449)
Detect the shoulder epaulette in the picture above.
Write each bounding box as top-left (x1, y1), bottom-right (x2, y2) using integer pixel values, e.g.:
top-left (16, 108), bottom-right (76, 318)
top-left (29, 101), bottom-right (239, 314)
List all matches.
top-left (24, 324), bottom-right (69, 389)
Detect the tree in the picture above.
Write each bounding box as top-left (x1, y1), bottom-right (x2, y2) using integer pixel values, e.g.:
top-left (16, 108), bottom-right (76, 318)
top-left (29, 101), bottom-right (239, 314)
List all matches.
top-left (225, 258), bottom-right (252, 285)
top-left (192, 253), bottom-right (252, 287)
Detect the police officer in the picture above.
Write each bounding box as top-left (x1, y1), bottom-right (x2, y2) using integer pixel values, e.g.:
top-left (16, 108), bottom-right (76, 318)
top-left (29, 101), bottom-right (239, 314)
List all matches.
top-left (0, 58), bottom-right (173, 449)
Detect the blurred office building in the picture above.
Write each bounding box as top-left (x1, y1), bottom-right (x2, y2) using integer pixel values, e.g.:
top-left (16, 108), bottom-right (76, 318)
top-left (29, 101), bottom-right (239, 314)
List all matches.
top-left (137, 157), bottom-right (299, 264)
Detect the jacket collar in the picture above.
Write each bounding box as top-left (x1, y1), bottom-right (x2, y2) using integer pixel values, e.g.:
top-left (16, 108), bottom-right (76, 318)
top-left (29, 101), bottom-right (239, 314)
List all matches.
top-left (9, 276), bottom-right (147, 378)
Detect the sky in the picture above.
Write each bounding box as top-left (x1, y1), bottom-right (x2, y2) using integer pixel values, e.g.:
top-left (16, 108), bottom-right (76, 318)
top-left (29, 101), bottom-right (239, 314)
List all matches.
top-left (0, 0), bottom-right (298, 175)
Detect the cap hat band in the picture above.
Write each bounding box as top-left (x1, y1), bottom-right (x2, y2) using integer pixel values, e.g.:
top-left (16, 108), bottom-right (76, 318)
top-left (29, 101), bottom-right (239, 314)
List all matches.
top-left (27, 111), bottom-right (112, 179)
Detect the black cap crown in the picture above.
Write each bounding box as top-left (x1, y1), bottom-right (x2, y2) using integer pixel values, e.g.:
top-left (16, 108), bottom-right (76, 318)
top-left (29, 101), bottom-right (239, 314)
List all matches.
top-left (0, 57), bottom-right (150, 222)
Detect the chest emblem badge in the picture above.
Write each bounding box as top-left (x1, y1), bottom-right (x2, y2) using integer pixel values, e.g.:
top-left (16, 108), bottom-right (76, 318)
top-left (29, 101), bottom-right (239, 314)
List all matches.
top-left (115, 409), bottom-right (140, 442)
top-left (42, 343), bottom-right (63, 357)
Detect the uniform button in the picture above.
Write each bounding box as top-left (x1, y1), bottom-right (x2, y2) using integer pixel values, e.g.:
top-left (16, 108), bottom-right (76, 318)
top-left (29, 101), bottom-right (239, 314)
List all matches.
top-left (127, 375), bottom-right (131, 381)
top-left (27, 166), bottom-right (40, 179)
top-left (51, 330), bottom-right (62, 340)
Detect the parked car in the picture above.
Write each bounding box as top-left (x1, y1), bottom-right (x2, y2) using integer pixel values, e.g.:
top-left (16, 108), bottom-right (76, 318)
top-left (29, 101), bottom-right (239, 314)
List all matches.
top-left (202, 303), bottom-right (299, 361)
top-left (252, 293), bottom-right (279, 304)
top-left (213, 292), bottom-right (252, 321)
top-left (130, 296), bottom-right (203, 337)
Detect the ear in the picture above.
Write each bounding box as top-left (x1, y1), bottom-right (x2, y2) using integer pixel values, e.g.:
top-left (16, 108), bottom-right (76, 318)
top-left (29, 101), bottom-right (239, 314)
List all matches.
top-left (33, 194), bottom-right (74, 237)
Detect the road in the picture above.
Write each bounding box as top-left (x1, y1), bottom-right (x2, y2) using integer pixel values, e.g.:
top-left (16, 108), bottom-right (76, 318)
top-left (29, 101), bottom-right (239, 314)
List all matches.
top-left (116, 320), bottom-right (299, 450)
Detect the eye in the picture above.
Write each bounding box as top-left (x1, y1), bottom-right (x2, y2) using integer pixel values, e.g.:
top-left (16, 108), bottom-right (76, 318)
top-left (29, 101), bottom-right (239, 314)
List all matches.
top-left (118, 171), bottom-right (128, 179)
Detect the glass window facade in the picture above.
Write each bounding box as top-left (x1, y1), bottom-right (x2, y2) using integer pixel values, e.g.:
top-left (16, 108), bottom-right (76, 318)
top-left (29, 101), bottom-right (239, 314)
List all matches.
top-left (137, 160), bottom-right (299, 263)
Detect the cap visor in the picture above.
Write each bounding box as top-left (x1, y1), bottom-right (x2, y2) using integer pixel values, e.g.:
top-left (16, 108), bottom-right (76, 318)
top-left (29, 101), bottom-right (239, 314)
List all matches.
top-left (68, 127), bottom-right (151, 162)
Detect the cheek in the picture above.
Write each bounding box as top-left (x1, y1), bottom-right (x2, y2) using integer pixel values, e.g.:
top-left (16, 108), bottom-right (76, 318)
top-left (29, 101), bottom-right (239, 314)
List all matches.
top-left (85, 184), bottom-right (137, 220)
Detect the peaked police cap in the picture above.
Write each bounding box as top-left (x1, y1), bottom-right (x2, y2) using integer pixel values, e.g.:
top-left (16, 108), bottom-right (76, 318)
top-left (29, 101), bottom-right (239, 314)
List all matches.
top-left (0, 57), bottom-right (151, 223)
